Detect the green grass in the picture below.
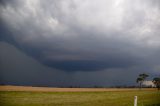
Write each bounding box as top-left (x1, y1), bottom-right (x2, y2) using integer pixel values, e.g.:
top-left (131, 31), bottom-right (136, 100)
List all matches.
top-left (0, 90), bottom-right (160, 106)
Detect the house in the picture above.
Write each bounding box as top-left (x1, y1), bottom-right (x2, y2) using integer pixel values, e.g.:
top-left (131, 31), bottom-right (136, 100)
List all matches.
top-left (142, 81), bottom-right (155, 87)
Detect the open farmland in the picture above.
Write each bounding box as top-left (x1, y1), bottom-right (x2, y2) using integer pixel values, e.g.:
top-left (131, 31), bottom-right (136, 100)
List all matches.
top-left (0, 86), bottom-right (160, 106)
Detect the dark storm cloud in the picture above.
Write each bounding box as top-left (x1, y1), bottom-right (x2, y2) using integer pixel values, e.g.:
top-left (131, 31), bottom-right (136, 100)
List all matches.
top-left (0, 41), bottom-right (143, 86)
top-left (1, 41), bottom-right (157, 87)
top-left (0, 0), bottom-right (160, 73)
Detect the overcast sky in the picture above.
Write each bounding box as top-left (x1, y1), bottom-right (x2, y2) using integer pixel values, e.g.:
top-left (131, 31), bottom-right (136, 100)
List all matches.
top-left (0, 0), bottom-right (160, 87)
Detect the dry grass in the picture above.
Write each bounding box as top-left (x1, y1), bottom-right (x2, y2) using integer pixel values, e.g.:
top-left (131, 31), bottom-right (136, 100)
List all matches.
top-left (0, 85), bottom-right (156, 92)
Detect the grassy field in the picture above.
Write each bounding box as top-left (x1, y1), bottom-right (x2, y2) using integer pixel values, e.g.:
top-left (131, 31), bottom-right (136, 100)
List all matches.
top-left (0, 86), bottom-right (160, 106)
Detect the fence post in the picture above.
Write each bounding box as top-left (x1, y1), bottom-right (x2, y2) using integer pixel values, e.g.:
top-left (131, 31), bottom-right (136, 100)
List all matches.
top-left (134, 96), bottom-right (137, 106)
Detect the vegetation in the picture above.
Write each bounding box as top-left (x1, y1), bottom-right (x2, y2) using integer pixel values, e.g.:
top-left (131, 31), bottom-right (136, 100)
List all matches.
top-left (153, 77), bottom-right (160, 90)
top-left (0, 90), bottom-right (160, 106)
top-left (136, 73), bottom-right (149, 89)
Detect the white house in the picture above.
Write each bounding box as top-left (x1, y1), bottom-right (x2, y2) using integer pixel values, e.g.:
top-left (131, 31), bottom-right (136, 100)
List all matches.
top-left (142, 81), bottom-right (155, 87)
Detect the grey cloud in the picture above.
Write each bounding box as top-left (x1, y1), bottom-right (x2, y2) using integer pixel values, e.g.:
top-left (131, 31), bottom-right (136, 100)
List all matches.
top-left (0, 0), bottom-right (160, 73)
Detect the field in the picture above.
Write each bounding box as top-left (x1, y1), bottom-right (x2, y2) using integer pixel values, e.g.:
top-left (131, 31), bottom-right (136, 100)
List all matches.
top-left (0, 86), bottom-right (160, 106)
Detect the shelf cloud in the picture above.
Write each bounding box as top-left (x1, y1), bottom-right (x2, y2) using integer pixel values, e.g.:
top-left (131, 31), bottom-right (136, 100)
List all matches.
top-left (0, 0), bottom-right (160, 86)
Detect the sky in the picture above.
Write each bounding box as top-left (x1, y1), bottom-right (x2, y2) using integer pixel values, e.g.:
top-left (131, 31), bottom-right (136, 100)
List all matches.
top-left (0, 0), bottom-right (160, 87)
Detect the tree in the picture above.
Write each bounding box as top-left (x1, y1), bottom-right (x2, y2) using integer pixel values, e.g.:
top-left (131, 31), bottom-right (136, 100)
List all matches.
top-left (136, 77), bottom-right (143, 89)
top-left (152, 77), bottom-right (160, 90)
top-left (136, 73), bottom-right (149, 89)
